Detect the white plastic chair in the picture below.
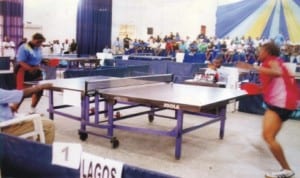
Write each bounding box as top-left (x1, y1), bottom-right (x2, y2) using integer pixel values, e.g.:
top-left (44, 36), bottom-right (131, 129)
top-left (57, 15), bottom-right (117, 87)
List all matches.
top-left (0, 114), bottom-right (45, 143)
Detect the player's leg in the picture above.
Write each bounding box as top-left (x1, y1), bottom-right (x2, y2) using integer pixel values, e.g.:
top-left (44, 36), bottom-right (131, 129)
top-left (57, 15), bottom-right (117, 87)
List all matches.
top-left (263, 109), bottom-right (294, 178)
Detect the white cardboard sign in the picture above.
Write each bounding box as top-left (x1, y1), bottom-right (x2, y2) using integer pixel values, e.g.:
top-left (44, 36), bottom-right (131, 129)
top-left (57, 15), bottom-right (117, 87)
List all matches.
top-left (80, 152), bottom-right (123, 178)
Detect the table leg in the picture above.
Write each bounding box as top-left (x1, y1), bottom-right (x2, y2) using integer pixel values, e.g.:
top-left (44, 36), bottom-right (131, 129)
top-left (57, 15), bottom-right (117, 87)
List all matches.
top-left (80, 96), bottom-right (89, 131)
top-left (219, 106), bottom-right (227, 139)
top-left (48, 90), bottom-right (54, 120)
top-left (94, 94), bottom-right (99, 123)
top-left (175, 110), bottom-right (184, 159)
top-left (107, 102), bottom-right (114, 137)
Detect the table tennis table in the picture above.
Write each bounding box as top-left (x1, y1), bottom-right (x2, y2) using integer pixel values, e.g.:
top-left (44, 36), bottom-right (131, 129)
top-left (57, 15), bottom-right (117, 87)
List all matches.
top-left (43, 56), bottom-right (100, 68)
top-left (33, 75), bottom-right (173, 146)
top-left (85, 75), bottom-right (246, 159)
top-left (35, 74), bottom-right (246, 159)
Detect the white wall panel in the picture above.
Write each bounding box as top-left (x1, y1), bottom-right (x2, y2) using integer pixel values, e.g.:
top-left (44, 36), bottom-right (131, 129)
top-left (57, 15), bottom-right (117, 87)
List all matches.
top-left (24, 0), bottom-right (217, 44)
top-left (24, 0), bottom-right (78, 42)
top-left (112, 0), bottom-right (217, 42)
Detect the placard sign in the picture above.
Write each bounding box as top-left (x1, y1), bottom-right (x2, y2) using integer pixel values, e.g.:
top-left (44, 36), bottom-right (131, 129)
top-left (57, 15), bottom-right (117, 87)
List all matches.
top-left (80, 152), bottom-right (123, 178)
top-left (52, 142), bottom-right (82, 169)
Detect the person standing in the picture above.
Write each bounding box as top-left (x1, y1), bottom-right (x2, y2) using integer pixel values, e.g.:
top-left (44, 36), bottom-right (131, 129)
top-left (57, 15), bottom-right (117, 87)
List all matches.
top-left (123, 34), bottom-right (131, 51)
top-left (69, 39), bottom-right (77, 54)
top-left (2, 36), bottom-right (16, 60)
top-left (237, 42), bottom-right (298, 178)
top-left (0, 83), bottom-right (55, 144)
top-left (14, 33), bottom-right (46, 114)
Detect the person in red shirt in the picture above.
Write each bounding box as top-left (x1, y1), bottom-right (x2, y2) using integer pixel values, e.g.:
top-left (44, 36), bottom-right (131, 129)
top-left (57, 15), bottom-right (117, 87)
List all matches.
top-left (237, 42), bottom-right (298, 178)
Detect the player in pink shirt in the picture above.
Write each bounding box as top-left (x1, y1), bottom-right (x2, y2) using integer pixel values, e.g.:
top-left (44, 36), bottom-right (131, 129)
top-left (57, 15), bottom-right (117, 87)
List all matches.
top-left (237, 42), bottom-right (298, 178)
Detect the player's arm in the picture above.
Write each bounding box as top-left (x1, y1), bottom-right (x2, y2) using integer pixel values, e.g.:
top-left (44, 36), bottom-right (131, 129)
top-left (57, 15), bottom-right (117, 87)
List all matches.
top-left (22, 83), bottom-right (52, 98)
top-left (253, 61), bottom-right (282, 77)
top-left (236, 61), bottom-right (282, 77)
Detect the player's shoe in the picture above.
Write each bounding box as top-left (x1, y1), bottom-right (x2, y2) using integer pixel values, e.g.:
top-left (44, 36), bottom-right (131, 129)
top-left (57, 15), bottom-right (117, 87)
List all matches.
top-left (265, 169), bottom-right (295, 178)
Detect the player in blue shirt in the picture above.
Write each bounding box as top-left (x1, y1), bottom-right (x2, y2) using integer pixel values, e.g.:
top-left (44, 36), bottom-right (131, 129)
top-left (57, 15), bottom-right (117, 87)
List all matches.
top-left (14, 33), bottom-right (46, 113)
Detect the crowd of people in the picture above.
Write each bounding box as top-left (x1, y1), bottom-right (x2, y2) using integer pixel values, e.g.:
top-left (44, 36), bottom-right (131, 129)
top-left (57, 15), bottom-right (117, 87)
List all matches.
top-left (0, 36), bottom-right (77, 59)
top-left (111, 32), bottom-right (300, 64)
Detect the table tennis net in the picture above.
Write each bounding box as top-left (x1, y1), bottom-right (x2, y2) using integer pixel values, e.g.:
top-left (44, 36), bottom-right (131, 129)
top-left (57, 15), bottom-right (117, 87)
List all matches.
top-left (85, 74), bottom-right (173, 94)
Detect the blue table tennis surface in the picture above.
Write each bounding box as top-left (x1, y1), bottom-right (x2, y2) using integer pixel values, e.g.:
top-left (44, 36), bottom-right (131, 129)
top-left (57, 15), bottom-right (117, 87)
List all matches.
top-left (39, 75), bottom-right (116, 92)
top-left (99, 83), bottom-right (246, 112)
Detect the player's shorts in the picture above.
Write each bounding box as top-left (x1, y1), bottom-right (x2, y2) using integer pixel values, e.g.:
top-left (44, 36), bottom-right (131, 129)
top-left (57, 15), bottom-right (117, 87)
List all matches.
top-left (265, 103), bottom-right (293, 122)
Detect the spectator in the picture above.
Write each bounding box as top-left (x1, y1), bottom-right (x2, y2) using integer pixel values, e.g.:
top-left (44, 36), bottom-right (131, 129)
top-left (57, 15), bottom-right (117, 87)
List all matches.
top-left (205, 55), bottom-right (222, 82)
top-left (62, 39), bottom-right (70, 54)
top-left (112, 37), bottom-right (122, 54)
top-left (123, 34), bottom-right (131, 50)
top-left (53, 40), bottom-right (62, 54)
top-left (2, 36), bottom-right (16, 60)
top-left (0, 83), bottom-right (55, 144)
top-left (70, 39), bottom-right (77, 54)
top-left (102, 45), bottom-right (112, 53)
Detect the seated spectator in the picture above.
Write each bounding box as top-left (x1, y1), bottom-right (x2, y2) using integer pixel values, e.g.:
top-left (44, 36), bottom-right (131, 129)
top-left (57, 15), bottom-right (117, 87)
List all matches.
top-left (103, 45), bottom-right (112, 53)
top-left (205, 42), bottom-right (215, 62)
top-left (205, 55), bottom-right (223, 82)
top-left (166, 39), bottom-right (174, 56)
top-left (0, 83), bottom-right (55, 144)
top-left (188, 41), bottom-right (198, 55)
top-left (178, 41), bottom-right (186, 53)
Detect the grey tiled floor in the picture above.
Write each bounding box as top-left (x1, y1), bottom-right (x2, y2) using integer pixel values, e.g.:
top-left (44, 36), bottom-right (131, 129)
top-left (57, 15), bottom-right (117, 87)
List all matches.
top-left (19, 93), bottom-right (300, 178)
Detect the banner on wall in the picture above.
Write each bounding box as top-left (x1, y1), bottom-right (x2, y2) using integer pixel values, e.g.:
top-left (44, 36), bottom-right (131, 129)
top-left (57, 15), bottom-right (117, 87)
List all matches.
top-left (216, 0), bottom-right (300, 43)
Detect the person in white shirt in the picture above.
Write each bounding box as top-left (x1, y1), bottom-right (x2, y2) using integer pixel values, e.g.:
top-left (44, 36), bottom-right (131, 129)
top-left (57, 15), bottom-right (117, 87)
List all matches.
top-left (2, 36), bottom-right (16, 60)
top-left (52, 40), bottom-right (62, 55)
top-left (62, 39), bottom-right (70, 54)
top-left (204, 55), bottom-right (223, 82)
top-left (102, 45), bottom-right (112, 53)
top-left (112, 37), bottom-right (123, 54)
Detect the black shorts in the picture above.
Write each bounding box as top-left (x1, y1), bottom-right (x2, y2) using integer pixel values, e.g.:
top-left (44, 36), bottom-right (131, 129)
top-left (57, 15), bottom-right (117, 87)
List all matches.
top-left (15, 64), bottom-right (42, 82)
top-left (265, 103), bottom-right (293, 122)
top-left (24, 69), bottom-right (42, 81)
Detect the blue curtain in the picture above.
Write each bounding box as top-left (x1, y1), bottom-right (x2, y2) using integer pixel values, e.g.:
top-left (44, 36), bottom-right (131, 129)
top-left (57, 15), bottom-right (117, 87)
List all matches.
top-left (216, 0), bottom-right (264, 38)
top-left (279, 1), bottom-right (289, 40)
top-left (0, 0), bottom-right (23, 45)
top-left (261, 2), bottom-right (276, 38)
top-left (76, 0), bottom-right (112, 56)
top-left (294, 0), bottom-right (300, 7)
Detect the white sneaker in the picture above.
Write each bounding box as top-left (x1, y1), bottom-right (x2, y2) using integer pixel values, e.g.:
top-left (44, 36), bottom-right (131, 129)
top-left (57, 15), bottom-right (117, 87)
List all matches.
top-left (265, 169), bottom-right (295, 178)
top-left (29, 107), bottom-right (36, 114)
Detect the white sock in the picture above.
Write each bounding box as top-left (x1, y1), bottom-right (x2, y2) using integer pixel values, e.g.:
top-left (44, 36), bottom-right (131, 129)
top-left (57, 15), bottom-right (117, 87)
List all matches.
top-left (30, 107), bottom-right (36, 114)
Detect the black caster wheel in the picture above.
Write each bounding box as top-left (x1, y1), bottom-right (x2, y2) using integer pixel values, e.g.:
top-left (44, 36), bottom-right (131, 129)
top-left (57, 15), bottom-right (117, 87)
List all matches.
top-left (79, 131), bottom-right (88, 141)
top-left (148, 115), bottom-right (154, 122)
top-left (110, 137), bottom-right (119, 148)
top-left (115, 111), bottom-right (121, 118)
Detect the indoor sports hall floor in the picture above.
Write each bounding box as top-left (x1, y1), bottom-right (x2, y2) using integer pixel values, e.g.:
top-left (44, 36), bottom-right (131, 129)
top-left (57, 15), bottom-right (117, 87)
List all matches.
top-left (18, 93), bottom-right (300, 178)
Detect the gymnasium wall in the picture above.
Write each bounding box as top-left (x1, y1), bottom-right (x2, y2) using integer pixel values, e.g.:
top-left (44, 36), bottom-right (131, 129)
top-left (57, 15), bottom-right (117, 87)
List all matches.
top-left (111, 0), bottom-right (217, 41)
top-left (23, 0), bottom-right (218, 43)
